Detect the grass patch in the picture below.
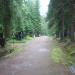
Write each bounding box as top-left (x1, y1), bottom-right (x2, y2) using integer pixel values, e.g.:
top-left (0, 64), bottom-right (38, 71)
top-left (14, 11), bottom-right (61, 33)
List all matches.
top-left (0, 46), bottom-right (14, 57)
top-left (63, 43), bottom-right (75, 66)
top-left (6, 45), bottom-right (23, 57)
top-left (55, 38), bottom-right (75, 66)
top-left (0, 36), bottom-right (33, 58)
top-left (8, 39), bottom-right (26, 43)
top-left (51, 38), bottom-right (75, 68)
top-left (6, 36), bottom-right (33, 57)
top-left (51, 46), bottom-right (63, 63)
top-left (25, 35), bottom-right (33, 40)
top-left (8, 35), bottom-right (33, 43)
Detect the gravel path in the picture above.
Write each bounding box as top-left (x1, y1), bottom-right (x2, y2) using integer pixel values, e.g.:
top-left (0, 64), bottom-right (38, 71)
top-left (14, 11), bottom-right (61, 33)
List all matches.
top-left (0, 36), bottom-right (72, 75)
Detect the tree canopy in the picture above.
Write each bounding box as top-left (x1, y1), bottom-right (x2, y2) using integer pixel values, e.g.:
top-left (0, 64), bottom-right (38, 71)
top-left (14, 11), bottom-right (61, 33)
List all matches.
top-left (0, 0), bottom-right (42, 39)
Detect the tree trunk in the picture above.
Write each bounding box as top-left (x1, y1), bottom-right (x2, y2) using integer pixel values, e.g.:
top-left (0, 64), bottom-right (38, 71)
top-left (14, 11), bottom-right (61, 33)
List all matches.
top-left (70, 21), bottom-right (75, 42)
top-left (60, 7), bottom-right (64, 41)
top-left (2, 0), bottom-right (11, 39)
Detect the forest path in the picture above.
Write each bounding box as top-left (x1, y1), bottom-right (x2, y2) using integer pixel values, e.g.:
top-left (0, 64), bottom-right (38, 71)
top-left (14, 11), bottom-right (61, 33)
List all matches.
top-left (0, 36), bottom-right (72, 75)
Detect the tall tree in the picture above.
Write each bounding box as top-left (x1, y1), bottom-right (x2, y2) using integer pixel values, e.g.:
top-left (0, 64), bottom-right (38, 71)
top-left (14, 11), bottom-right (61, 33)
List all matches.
top-left (47, 0), bottom-right (75, 41)
top-left (0, 0), bottom-right (12, 38)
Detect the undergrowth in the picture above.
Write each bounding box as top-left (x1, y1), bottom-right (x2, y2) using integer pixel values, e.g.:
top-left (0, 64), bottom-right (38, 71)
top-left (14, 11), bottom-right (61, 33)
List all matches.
top-left (51, 46), bottom-right (63, 63)
top-left (51, 39), bottom-right (75, 66)
top-left (0, 36), bottom-right (33, 57)
top-left (56, 38), bottom-right (75, 66)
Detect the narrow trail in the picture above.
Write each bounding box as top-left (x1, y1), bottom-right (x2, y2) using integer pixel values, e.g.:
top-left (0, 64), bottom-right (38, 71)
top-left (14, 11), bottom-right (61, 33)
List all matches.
top-left (0, 36), bottom-right (72, 75)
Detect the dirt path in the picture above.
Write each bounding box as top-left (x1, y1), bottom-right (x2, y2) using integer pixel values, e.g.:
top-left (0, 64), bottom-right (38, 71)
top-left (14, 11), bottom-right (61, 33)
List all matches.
top-left (0, 36), bottom-right (72, 75)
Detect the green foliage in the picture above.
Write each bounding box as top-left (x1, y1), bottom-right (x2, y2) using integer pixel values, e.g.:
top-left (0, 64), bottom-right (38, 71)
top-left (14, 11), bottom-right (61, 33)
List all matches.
top-left (51, 40), bottom-right (74, 66)
top-left (0, 0), bottom-right (12, 38)
top-left (41, 17), bottom-right (48, 35)
top-left (0, 0), bottom-right (42, 39)
top-left (64, 43), bottom-right (75, 65)
top-left (47, 0), bottom-right (75, 41)
top-left (47, 0), bottom-right (75, 67)
top-left (51, 46), bottom-right (62, 63)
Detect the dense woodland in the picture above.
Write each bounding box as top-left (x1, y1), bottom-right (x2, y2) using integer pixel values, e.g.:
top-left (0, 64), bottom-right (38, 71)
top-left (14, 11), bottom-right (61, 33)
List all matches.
top-left (0, 0), bottom-right (47, 47)
top-left (47, 0), bottom-right (75, 41)
top-left (0, 0), bottom-right (75, 69)
top-left (0, 0), bottom-right (75, 47)
top-left (0, 0), bottom-right (75, 74)
top-left (47, 0), bottom-right (75, 65)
